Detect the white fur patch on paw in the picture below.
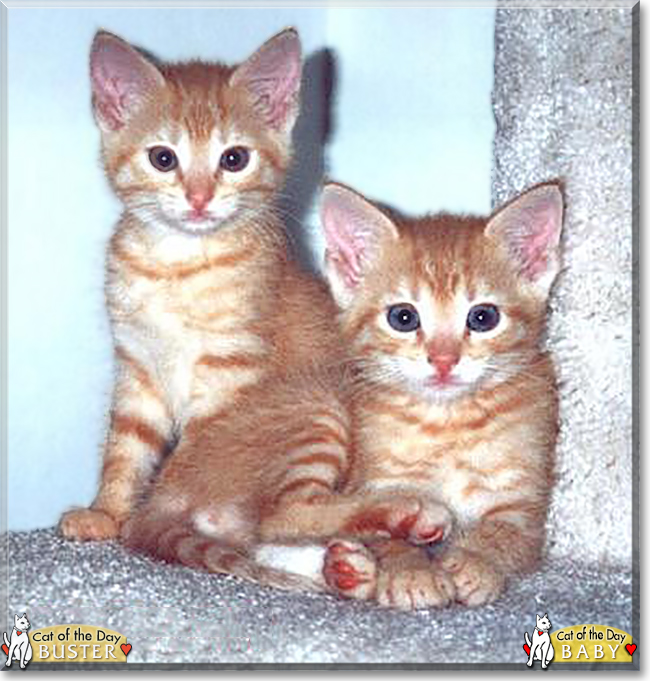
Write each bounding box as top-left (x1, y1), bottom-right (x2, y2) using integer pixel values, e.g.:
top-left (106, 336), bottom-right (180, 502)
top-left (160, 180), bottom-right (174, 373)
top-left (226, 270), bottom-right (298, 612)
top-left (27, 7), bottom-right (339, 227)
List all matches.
top-left (255, 544), bottom-right (327, 584)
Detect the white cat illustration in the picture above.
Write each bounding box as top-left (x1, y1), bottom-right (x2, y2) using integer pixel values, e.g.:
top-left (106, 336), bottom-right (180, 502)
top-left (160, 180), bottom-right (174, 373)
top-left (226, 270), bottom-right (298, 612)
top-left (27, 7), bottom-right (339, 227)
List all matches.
top-left (3, 613), bottom-right (33, 669)
top-left (524, 613), bottom-right (555, 669)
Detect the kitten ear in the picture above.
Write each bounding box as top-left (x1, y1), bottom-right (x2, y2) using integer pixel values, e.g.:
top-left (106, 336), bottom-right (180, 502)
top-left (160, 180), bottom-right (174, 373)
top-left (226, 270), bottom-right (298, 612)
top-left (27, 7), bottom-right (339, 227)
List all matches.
top-left (90, 30), bottom-right (165, 133)
top-left (321, 182), bottom-right (399, 307)
top-left (231, 28), bottom-right (302, 132)
top-left (485, 183), bottom-right (563, 298)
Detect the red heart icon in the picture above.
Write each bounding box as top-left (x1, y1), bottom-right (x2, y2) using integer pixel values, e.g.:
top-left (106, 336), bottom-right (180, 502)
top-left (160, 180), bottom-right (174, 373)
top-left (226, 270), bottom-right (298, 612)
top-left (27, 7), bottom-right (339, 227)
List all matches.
top-left (120, 643), bottom-right (132, 657)
top-left (1, 643), bottom-right (8, 656)
top-left (626, 644), bottom-right (637, 656)
top-left (523, 643), bottom-right (531, 655)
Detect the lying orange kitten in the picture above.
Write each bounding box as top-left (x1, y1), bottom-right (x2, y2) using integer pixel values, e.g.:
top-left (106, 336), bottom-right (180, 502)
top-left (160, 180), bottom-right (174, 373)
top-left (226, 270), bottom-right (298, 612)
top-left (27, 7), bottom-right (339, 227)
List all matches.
top-left (59, 28), bottom-right (342, 541)
top-left (256, 181), bottom-right (562, 608)
top-left (123, 181), bottom-right (562, 609)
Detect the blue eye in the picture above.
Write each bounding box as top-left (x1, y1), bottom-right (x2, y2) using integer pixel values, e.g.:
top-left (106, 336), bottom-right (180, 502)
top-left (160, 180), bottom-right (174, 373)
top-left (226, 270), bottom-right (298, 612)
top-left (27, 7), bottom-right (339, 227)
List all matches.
top-left (387, 304), bottom-right (420, 332)
top-left (467, 304), bottom-right (500, 332)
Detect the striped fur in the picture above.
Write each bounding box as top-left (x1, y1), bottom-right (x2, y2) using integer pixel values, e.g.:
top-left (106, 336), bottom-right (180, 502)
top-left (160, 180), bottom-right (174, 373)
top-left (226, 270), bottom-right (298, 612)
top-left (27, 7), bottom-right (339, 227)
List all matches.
top-left (67, 30), bottom-right (562, 607)
top-left (120, 182), bottom-right (563, 609)
top-left (59, 29), bottom-right (343, 547)
top-left (294, 181), bottom-right (563, 609)
top-left (120, 366), bottom-right (352, 591)
top-left (245, 183), bottom-right (562, 607)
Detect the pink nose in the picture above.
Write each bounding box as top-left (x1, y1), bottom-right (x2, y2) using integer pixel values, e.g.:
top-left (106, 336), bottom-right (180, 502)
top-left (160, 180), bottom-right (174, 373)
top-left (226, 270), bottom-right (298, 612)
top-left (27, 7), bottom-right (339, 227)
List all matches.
top-left (428, 353), bottom-right (459, 379)
top-left (186, 189), bottom-right (213, 213)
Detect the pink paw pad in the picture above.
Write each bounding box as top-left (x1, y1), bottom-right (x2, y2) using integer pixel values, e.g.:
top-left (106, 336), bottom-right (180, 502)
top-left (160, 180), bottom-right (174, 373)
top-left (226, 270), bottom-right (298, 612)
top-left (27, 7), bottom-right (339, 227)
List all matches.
top-left (390, 509), bottom-right (447, 545)
top-left (413, 526), bottom-right (445, 544)
top-left (323, 541), bottom-right (375, 596)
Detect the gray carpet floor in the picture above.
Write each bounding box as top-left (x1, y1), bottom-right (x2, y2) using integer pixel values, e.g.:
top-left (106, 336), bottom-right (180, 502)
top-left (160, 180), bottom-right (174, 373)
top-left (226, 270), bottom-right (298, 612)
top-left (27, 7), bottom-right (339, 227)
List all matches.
top-left (1, 529), bottom-right (634, 667)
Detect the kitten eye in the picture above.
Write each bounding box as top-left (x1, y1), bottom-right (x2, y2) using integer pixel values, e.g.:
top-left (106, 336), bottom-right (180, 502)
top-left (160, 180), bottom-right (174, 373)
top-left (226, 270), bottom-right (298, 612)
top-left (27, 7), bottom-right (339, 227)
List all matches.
top-left (467, 303), bottom-right (500, 332)
top-left (148, 146), bottom-right (178, 172)
top-left (387, 303), bottom-right (420, 332)
top-left (220, 146), bottom-right (250, 172)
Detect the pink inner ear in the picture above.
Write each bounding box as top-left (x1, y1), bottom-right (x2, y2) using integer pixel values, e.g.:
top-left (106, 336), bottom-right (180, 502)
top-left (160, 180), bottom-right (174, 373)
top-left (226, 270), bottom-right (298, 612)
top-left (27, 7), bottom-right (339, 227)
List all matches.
top-left (246, 66), bottom-right (300, 130)
top-left (323, 207), bottom-right (365, 289)
top-left (321, 184), bottom-right (399, 295)
top-left (488, 186), bottom-right (563, 285)
top-left (520, 212), bottom-right (557, 280)
top-left (234, 31), bottom-right (302, 131)
top-left (91, 35), bottom-right (161, 131)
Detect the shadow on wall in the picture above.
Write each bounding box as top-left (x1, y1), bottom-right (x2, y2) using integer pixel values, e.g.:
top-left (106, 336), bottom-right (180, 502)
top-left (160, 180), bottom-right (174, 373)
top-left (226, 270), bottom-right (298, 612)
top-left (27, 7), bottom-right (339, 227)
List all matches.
top-left (279, 48), bottom-right (337, 272)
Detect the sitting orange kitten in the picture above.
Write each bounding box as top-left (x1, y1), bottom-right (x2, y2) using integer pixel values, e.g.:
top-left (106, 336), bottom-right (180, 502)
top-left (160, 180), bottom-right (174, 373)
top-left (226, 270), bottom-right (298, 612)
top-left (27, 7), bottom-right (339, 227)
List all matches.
top-left (257, 181), bottom-right (562, 608)
top-left (122, 181), bottom-right (562, 609)
top-left (59, 28), bottom-right (342, 542)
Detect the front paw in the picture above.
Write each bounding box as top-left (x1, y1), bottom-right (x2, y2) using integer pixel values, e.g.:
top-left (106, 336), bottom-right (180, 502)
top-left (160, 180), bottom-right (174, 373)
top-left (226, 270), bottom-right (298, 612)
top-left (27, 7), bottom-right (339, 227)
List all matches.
top-left (442, 548), bottom-right (505, 606)
top-left (344, 495), bottom-right (453, 545)
top-left (323, 539), bottom-right (377, 601)
top-left (59, 508), bottom-right (121, 541)
top-left (376, 562), bottom-right (454, 611)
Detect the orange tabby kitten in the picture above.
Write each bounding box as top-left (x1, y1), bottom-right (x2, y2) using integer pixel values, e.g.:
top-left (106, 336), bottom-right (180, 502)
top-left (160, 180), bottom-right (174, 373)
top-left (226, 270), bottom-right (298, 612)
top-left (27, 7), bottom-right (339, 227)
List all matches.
top-left (256, 181), bottom-right (562, 608)
top-left (59, 28), bottom-right (342, 541)
top-left (121, 181), bottom-right (561, 608)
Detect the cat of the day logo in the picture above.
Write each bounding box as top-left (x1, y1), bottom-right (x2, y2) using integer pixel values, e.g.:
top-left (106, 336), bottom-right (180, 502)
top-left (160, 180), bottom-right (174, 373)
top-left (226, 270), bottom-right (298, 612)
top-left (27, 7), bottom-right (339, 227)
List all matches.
top-left (3, 613), bottom-right (33, 669)
top-left (3, 616), bottom-right (131, 665)
top-left (523, 614), bottom-right (637, 667)
top-left (523, 613), bottom-right (554, 668)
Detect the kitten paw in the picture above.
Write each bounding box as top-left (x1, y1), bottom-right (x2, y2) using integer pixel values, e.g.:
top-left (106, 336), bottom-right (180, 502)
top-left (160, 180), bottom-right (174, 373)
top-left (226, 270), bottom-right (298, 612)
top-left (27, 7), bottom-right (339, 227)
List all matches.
top-left (376, 563), bottom-right (454, 610)
top-left (59, 508), bottom-right (121, 541)
top-left (323, 540), bottom-right (377, 600)
top-left (442, 548), bottom-right (505, 607)
top-left (345, 495), bottom-right (452, 545)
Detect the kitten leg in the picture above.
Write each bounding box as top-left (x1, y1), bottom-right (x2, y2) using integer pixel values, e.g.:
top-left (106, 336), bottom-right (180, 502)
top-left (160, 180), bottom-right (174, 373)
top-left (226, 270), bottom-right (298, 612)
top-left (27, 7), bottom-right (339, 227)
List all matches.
top-left (260, 492), bottom-right (453, 545)
top-left (119, 411), bottom-right (327, 593)
top-left (60, 348), bottom-right (173, 540)
top-left (442, 505), bottom-right (545, 606)
top-left (257, 407), bottom-right (355, 541)
top-left (342, 492), bottom-right (454, 545)
top-left (259, 495), bottom-right (362, 542)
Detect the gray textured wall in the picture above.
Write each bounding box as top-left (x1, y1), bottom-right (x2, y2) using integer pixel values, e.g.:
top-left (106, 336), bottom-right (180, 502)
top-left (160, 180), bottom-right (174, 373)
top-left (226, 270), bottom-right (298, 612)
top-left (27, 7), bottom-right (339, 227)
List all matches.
top-left (492, 5), bottom-right (636, 566)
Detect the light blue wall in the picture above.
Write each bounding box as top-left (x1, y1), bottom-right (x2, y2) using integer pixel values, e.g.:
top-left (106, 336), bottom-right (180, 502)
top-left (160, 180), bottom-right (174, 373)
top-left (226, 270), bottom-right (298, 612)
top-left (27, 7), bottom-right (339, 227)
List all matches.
top-left (6, 6), bottom-right (496, 531)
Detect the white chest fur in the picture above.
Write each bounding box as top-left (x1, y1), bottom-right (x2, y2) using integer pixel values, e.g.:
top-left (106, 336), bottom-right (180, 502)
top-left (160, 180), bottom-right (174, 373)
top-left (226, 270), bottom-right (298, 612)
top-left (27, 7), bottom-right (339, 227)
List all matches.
top-left (106, 231), bottom-right (271, 425)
